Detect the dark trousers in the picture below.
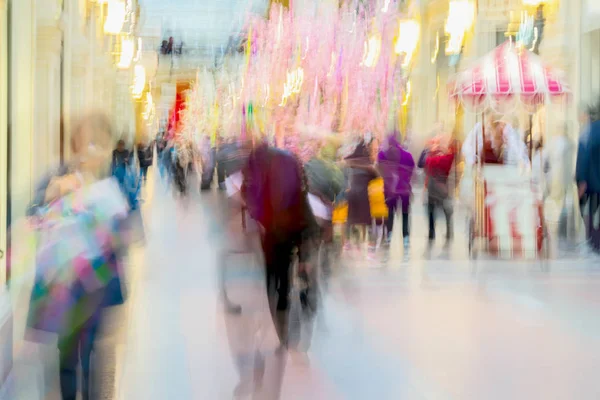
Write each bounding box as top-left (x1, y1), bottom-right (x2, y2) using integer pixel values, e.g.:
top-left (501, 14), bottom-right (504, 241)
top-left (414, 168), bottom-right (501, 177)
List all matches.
top-left (217, 163), bottom-right (226, 186)
top-left (428, 197), bottom-right (453, 240)
top-left (140, 166), bottom-right (149, 181)
top-left (385, 197), bottom-right (410, 237)
top-left (58, 315), bottom-right (101, 400)
top-left (586, 193), bottom-right (600, 251)
top-left (261, 234), bottom-right (297, 346)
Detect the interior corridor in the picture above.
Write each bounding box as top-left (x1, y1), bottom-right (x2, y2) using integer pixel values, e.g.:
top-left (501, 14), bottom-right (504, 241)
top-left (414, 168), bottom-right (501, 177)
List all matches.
top-left (8, 168), bottom-right (600, 400)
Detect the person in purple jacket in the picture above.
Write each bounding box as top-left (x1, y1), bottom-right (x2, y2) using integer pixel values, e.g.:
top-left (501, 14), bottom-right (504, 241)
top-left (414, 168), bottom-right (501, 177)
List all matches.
top-left (377, 132), bottom-right (415, 247)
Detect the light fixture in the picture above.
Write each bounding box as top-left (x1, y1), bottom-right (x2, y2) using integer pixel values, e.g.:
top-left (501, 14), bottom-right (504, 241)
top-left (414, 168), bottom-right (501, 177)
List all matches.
top-left (395, 20), bottom-right (420, 67)
top-left (143, 93), bottom-right (154, 120)
top-left (431, 32), bottom-right (440, 64)
top-left (522, 0), bottom-right (546, 5)
top-left (134, 37), bottom-right (143, 62)
top-left (118, 37), bottom-right (134, 69)
top-left (104, 0), bottom-right (126, 35)
top-left (402, 81), bottom-right (411, 106)
top-left (445, 1), bottom-right (475, 55)
top-left (382, 0), bottom-right (391, 13)
top-left (132, 64), bottom-right (146, 98)
top-left (279, 67), bottom-right (304, 107)
top-left (362, 34), bottom-right (382, 68)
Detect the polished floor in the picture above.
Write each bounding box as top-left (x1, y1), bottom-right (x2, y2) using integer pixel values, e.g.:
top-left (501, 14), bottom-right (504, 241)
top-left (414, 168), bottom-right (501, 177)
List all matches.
top-left (8, 169), bottom-right (600, 400)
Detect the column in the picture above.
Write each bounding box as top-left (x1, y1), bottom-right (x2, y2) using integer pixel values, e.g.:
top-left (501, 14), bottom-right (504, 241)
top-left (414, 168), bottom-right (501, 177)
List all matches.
top-left (35, 0), bottom-right (64, 180)
top-left (0, 0), bottom-right (7, 289)
top-left (410, 2), bottom-right (436, 152)
top-left (35, 23), bottom-right (63, 181)
top-left (10, 0), bottom-right (36, 222)
top-left (61, 0), bottom-right (85, 161)
top-left (538, 0), bottom-right (579, 139)
top-left (0, 1), bottom-right (8, 386)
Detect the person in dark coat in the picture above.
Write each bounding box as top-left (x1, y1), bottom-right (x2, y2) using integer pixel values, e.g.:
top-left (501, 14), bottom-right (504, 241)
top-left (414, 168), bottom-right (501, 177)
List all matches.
top-left (216, 135), bottom-right (227, 190)
top-left (137, 141), bottom-right (154, 182)
top-left (242, 141), bottom-right (318, 349)
top-left (576, 106), bottom-right (594, 216)
top-left (343, 139), bottom-right (378, 247)
top-left (111, 139), bottom-right (131, 186)
top-left (577, 114), bottom-right (600, 252)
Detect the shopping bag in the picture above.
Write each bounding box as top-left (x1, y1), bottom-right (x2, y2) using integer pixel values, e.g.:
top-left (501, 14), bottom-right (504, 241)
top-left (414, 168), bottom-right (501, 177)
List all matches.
top-left (27, 179), bottom-right (128, 335)
top-left (368, 178), bottom-right (388, 219)
top-left (332, 202), bottom-right (348, 224)
top-left (28, 213), bottom-right (108, 335)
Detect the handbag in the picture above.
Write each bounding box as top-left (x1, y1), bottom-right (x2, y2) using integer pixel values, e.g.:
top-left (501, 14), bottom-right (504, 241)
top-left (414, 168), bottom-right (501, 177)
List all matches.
top-left (332, 202), bottom-right (348, 224)
top-left (368, 177), bottom-right (389, 219)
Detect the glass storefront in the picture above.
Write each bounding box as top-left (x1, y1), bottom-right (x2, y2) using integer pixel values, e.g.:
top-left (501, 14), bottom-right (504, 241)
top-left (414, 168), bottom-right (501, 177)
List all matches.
top-left (580, 28), bottom-right (600, 106)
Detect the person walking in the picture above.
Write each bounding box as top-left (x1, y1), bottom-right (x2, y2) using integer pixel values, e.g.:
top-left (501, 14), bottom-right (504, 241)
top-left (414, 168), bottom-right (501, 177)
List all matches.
top-left (304, 136), bottom-right (344, 275)
top-left (137, 141), bottom-right (153, 183)
top-left (423, 137), bottom-right (456, 243)
top-left (242, 140), bottom-right (319, 350)
top-left (377, 132), bottom-right (415, 248)
top-left (27, 113), bottom-right (129, 400)
top-left (577, 102), bottom-right (600, 253)
top-left (343, 139), bottom-right (378, 249)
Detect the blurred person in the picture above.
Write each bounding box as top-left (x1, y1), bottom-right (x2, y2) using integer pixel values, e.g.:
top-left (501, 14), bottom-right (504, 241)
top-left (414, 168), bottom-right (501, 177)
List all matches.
top-left (577, 105), bottom-right (594, 216)
top-left (577, 101), bottom-right (600, 252)
top-left (27, 112), bottom-right (130, 400)
top-left (216, 135), bottom-right (227, 190)
top-left (200, 135), bottom-right (216, 191)
top-left (242, 138), bottom-right (319, 350)
top-left (377, 132), bottom-right (415, 248)
top-left (342, 139), bottom-right (378, 250)
top-left (113, 139), bottom-right (140, 210)
top-left (531, 139), bottom-right (547, 191)
top-left (112, 139), bottom-right (130, 168)
top-left (111, 139), bottom-right (130, 188)
top-left (166, 36), bottom-right (174, 54)
top-left (304, 136), bottom-right (344, 275)
top-left (172, 140), bottom-right (192, 197)
top-left (462, 115), bottom-right (529, 166)
top-left (137, 141), bottom-right (154, 183)
top-left (423, 137), bottom-right (456, 242)
top-left (544, 128), bottom-right (576, 234)
top-left (160, 139), bottom-right (174, 183)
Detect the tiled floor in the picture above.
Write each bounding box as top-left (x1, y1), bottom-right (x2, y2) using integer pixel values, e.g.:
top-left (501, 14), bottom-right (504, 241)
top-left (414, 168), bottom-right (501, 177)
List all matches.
top-left (8, 169), bottom-right (600, 400)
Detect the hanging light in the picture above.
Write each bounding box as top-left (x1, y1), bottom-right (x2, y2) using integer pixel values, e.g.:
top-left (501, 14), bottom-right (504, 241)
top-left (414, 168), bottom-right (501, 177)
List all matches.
top-left (279, 67), bottom-right (304, 107)
top-left (522, 0), bottom-right (546, 5)
top-left (104, 0), bottom-right (126, 35)
top-left (134, 37), bottom-right (143, 62)
top-left (143, 93), bottom-right (154, 120)
top-left (118, 37), bottom-right (134, 69)
top-left (431, 32), bottom-right (440, 64)
top-left (132, 64), bottom-right (146, 98)
top-left (362, 33), bottom-right (382, 68)
top-left (445, 1), bottom-right (475, 55)
top-left (395, 20), bottom-right (420, 67)
top-left (402, 81), bottom-right (411, 106)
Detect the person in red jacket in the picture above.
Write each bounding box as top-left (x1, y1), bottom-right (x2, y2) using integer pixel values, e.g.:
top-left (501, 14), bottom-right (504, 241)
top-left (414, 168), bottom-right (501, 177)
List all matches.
top-left (424, 141), bottom-right (456, 242)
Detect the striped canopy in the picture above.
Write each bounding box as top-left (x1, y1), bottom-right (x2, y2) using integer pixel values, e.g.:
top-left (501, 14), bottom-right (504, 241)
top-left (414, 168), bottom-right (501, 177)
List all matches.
top-left (449, 42), bottom-right (570, 112)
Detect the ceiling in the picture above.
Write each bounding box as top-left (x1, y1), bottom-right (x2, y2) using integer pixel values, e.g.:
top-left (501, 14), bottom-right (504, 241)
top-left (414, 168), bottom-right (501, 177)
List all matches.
top-left (138, 0), bottom-right (269, 49)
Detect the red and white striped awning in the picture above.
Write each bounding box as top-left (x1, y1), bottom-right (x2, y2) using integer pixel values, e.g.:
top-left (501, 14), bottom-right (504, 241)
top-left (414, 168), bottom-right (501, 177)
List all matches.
top-left (449, 42), bottom-right (570, 112)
